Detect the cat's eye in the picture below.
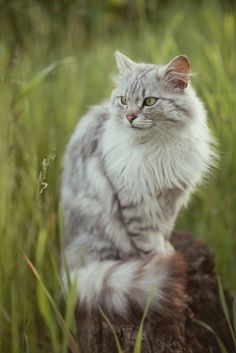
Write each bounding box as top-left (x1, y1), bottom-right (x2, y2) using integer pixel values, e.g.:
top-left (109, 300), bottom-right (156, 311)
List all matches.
top-left (143, 97), bottom-right (158, 106)
top-left (120, 96), bottom-right (128, 105)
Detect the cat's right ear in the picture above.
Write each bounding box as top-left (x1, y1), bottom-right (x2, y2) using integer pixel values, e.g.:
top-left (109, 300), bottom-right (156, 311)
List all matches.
top-left (115, 51), bottom-right (135, 75)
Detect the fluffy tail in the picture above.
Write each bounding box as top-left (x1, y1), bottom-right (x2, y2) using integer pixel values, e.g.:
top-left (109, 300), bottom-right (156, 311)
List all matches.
top-left (64, 252), bottom-right (186, 321)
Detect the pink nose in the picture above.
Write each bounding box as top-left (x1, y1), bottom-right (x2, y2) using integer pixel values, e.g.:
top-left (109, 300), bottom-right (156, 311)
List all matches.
top-left (126, 114), bottom-right (137, 123)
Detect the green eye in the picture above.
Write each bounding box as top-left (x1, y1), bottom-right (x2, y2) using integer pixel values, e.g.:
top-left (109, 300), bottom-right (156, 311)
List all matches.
top-left (143, 97), bottom-right (157, 106)
top-left (120, 96), bottom-right (128, 105)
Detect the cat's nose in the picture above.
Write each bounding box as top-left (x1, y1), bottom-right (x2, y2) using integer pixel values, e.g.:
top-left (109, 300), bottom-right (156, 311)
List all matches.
top-left (126, 114), bottom-right (137, 123)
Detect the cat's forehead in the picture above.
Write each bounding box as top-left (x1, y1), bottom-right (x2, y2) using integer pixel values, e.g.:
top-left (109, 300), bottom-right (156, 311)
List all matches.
top-left (124, 64), bottom-right (162, 96)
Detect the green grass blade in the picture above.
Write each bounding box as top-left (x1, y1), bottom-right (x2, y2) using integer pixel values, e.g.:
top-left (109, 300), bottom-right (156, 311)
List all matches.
top-left (25, 254), bottom-right (80, 353)
top-left (58, 203), bottom-right (65, 253)
top-left (24, 254), bottom-right (58, 311)
top-left (36, 228), bottom-right (47, 267)
top-left (99, 309), bottom-right (124, 353)
top-left (133, 285), bottom-right (154, 353)
top-left (218, 278), bottom-right (236, 346)
top-left (58, 203), bottom-right (72, 294)
top-left (24, 332), bottom-right (30, 353)
top-left (233, 296), bottom-right (236, 336)
top-left (62, 277), bottom-right (79, 353)
top-left (11, 284), bottom-right (20, 353)
top-left (0, 302), bottom-right (11, 323)
top-left (16, 57), bottom-right (74, 102)
top-left (37, 275), bottom-right (60, 352)
top-left (50, 256), bottom-right (66, 299)
top-left (195, 319), bottom-right (228, 353)
top-left (35, 230), bottom-right (60, 351)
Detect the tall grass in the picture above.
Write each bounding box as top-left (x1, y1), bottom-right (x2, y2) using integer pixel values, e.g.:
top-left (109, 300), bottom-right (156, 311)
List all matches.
top-left (0, 1), bottom-right (236, 352)
top-left (195, 280), bottom-right (236, 353)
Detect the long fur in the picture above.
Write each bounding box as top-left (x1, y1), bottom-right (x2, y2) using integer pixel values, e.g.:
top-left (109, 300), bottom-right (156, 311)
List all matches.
top-left (61, 52), bottom-right (216, 320)
top-left (70, 252), bottom-right (186, 321)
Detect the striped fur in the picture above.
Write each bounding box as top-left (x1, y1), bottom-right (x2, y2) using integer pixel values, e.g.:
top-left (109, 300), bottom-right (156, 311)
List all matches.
top-left (61, 52), bottom-right (216, 320)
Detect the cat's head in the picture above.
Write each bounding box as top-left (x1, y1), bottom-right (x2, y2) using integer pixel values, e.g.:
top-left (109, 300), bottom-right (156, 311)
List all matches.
top-left (111, 51), bottom-right (200, 139)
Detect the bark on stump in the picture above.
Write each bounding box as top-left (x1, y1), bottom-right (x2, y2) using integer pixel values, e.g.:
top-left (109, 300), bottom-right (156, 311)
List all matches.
top-left (76, 232), bottom-right (234, 353)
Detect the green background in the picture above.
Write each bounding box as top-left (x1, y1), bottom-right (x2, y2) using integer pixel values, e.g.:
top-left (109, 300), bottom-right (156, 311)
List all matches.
top-left (0, 0), bottom-right (236, 352)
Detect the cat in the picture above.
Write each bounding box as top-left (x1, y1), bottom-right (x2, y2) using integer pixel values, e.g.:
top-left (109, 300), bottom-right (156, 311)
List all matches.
top-left (60, 51), bottom-right (216, 321)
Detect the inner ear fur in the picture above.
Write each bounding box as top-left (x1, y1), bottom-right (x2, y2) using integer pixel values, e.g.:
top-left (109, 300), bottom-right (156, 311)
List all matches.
top-left (164, 55), bottom-right (191, 89)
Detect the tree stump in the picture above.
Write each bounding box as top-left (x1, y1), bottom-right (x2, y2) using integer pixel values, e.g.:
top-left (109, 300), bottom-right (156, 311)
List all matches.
top-left (76, 232), bottom-right (234, 353)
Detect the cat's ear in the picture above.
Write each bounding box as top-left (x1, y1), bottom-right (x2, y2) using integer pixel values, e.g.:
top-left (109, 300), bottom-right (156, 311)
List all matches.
top-left (162, 55), bottom-right (190, 89)
top-left (115, 51), bottom-right (135, 75)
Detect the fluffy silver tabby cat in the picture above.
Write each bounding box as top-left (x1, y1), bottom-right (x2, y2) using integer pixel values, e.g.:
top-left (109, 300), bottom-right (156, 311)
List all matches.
top-left (61, 51), bottom-right (215, 320)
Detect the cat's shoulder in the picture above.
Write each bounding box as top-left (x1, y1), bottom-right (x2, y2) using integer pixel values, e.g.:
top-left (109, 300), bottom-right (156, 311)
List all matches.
top-left (63, 100), bottom-right (110, 165)
top-left (72, 100), bottom-right (110, 138)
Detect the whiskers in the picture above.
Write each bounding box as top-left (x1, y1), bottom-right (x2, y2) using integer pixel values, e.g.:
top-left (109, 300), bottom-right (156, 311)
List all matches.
top-left (120, 116), bottom-right (178, 143)
top-left (133, 120), bottom-right (153, 129)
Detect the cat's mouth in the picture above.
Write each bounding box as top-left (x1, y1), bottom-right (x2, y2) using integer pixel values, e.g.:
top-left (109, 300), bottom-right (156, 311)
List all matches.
top-left (130, 122), bottom-right (153, 130)
top-left (131, 125), bottom-right (143, 129)
top-left (123, 116), bottom-right (153, 130)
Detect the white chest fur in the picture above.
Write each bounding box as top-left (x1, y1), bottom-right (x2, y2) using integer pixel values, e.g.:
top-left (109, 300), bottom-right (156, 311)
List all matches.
top-left (101, 116), bottom-right (214, 235)
top-left (102, 119), bottom-right (203, 198)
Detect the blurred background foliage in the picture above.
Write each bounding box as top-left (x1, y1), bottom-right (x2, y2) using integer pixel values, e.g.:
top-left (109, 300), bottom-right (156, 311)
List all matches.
top-left (0, 0), bottom-right (235, 52)
top-left (0, 0), bottom-right (236, 352)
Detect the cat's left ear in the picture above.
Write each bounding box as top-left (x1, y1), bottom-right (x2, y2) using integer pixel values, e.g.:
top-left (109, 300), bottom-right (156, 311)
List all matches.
top-left (115, 51), bottom-right (135, 75)
top-left (162, 55), bottom-right (190, 89)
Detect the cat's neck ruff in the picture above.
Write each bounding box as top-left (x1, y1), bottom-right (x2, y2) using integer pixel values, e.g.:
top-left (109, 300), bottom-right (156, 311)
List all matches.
top-left (102, 110), bottom-right (213, 194)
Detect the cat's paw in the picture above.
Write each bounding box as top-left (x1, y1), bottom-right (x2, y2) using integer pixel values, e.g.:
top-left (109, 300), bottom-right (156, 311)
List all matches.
top-left (150, 232), bottom-right (175, 255)
top-left (131, 232), bottom-right (174, 255)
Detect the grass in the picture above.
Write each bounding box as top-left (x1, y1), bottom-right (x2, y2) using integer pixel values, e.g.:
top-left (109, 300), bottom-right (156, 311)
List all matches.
top-left (0, 1), bottom-right (236, 352)
top-left (195, 279), bottom-right (236, 353)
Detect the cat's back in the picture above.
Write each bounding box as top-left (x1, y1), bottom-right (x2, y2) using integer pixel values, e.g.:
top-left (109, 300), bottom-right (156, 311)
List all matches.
top-left (67, 100), bottom-right (109, 153)
top-left (63, 101), bottom-right (109, 170)
top-left (61, 101), bottom-right (109, 203)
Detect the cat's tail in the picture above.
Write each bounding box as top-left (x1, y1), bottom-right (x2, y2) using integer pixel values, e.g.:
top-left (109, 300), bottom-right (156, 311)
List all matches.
top-left (63, 252), bottom-right (186, 321)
